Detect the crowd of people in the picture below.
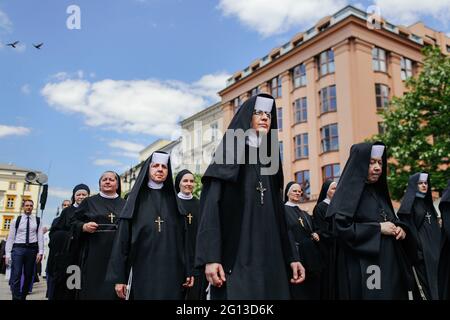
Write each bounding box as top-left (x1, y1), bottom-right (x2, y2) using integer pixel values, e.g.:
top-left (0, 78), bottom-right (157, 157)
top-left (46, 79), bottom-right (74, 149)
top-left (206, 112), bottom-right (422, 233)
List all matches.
top-left (1, 93), bottom-right (449, 300)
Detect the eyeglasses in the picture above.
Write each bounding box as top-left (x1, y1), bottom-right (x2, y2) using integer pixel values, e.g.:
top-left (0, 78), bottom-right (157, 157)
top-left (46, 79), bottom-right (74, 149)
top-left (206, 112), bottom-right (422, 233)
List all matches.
top-left (252, 110), bottom-right (272, 119)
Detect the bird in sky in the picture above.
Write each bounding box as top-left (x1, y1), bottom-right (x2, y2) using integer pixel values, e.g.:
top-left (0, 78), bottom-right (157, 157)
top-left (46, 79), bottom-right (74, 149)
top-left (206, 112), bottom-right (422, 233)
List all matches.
top-left (6, 41), bottom-right (19, 48)
top-left (33, 42), bottom-right (44, 49)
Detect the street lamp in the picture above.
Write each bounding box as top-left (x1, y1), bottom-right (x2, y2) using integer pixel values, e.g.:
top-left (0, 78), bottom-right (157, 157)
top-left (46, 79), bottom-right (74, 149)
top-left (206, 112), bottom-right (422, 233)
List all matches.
top-left (25, 172), bottom-right (48, 220)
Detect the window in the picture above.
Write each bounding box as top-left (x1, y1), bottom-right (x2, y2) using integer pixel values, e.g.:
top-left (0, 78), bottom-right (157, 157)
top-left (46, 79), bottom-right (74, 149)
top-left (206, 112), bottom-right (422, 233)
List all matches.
top-left (250, 86), bottom-right (260, 96)
top-left (295, 170), bottom-right (310, 198)
top-left (320, 85), bottom-right (337, 114)
top-left (378, 122), bottom-right (386, 135)
top-left (24, 183), bottom-right (31, 191)
top-left (372, 47), bottom-right (387, 72)
top-left (293, 64), bottom-right (306, 88)
top-left (294, 133), bottom-right (309, 159)
top-left (294, 98), bottom-right (307, 123)
top-left (318, 49), bottom-right (335, 76)
top-left (279, 141), bottom-right (284, 162)
top-left (9, 182), bottom-right (16, 190)
top-left (3, 217), bottom-right (12, 230)
top-left (277, 108), bottom-right (283, 131)
top-left (322, 163), bottom-right (340, 182)
top-left (270, 76), bottom-right (282, 98)
top-left (210, 122), bottom-right (218, 141)
top-left (321, 123), bottom-right (339, 152)
top-left (233, 97), bottom-right (242, 114)
top-left (375, 84), bottom-right (390, 109)
top-left (401, 57), bottom-right (413, 80)
top-left (6, 196), bottom-right (15, 209)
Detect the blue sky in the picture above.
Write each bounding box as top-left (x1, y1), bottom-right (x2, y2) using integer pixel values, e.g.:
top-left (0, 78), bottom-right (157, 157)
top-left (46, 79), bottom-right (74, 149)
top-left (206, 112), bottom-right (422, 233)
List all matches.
top-left (1, 0), bottom-right (449, 225)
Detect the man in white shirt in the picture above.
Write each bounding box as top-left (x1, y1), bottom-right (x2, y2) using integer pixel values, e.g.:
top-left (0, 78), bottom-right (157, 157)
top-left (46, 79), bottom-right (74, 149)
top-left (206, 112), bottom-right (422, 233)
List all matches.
top-left (5, 199), bottom-right (44, 300)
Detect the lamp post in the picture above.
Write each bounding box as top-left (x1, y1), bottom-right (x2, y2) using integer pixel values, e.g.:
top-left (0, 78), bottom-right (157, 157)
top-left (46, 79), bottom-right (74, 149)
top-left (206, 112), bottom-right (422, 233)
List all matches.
top-left (25, 172), bottom-right (48, 221)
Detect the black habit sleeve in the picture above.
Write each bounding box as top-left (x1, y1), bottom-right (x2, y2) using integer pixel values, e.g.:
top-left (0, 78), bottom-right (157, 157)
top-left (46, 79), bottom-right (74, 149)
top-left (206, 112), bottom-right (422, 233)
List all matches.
top-left (195, 179), bottom-right (223, 267)
top-left (106, 218), bottom-right (132, 284)
top-left (335, 213), bottom-right (381, 256)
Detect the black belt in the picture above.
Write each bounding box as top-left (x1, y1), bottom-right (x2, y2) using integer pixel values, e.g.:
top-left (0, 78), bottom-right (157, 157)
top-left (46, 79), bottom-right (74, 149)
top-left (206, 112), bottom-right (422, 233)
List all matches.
top-left (13, 242), bottom-right (38, 248)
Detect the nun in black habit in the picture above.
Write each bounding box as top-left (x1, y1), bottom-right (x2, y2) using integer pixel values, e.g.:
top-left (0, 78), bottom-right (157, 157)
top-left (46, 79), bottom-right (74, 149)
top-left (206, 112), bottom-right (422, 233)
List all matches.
top-left (327, 142), bottom-right (417, 300)
top-left (313, 179), bottom-right (337, 299)
top-left (195, 93), bottom-right (305, 300)
top-left (398, 173), bottom-right (441, 300)
top-left (284, 181), bottom-right (322, 300)
top-left (175, 169), bottom-right (207, 300)
top-left (106, 152), bottom-right (194, 300)
top-left (48, 184), bottom-right (90, 300)
top-left (438, 180), bottom-right (450, 300)
top-left (72, 171), bottom-right (125, 300)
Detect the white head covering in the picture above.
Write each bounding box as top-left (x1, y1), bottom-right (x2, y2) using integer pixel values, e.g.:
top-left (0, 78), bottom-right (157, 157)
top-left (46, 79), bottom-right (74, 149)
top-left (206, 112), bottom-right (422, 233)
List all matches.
top-left (370, 145), bottom-right (385, 159)
top-left (419, 173), bottom-right (428, 182)
top-left (254, 96), bottom-right (273, 113)
top-left (151, 152), bottom-right (169, 166)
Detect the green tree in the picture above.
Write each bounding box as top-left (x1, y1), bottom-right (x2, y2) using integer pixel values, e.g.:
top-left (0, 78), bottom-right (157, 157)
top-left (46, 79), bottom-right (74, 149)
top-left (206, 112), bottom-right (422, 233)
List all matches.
top-left (192, 173), bottom-right (203, 199)
top-left (373, 46), bottom-right (449, 200)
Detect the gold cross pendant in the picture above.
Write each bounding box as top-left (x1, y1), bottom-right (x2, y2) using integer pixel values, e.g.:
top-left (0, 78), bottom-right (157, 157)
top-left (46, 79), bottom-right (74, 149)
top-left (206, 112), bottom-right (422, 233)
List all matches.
top-left (155, 216), bottom-right (164, 232)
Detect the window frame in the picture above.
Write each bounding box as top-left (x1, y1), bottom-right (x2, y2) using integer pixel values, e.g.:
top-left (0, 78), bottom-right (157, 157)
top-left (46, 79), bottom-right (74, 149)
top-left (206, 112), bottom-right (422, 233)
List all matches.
top-left (320, 123), bottom-right (339, 153)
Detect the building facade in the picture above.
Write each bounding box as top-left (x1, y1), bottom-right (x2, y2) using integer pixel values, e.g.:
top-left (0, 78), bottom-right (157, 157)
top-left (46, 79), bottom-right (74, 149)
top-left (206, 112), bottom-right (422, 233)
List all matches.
top-left (0, 164), bottom-right (42, 240)
top-left (179, 102), bottom-right (223, 175)
top-left (218, 5), bottom-right (449, 211)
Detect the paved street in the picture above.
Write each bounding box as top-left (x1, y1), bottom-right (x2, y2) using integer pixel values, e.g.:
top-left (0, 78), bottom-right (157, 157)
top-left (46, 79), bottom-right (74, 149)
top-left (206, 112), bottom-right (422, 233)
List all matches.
top-left (0, 275), bottom-right (47, 300)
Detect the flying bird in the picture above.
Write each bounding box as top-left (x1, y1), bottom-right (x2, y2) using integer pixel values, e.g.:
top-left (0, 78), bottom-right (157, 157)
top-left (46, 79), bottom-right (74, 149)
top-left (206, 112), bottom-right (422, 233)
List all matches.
top-left (33, 42), bottom-right (44, 49)
top-left (6, 41), bottom-right (19, 48)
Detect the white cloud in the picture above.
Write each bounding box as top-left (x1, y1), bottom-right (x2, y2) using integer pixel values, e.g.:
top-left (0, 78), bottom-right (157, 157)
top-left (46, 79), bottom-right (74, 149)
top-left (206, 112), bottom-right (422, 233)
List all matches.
top-left (0, 125), bottom-right (31, 138)
top-left (14, 42), bottom-right (26, 52)
top-left (41, 72), bottom-right (230, 137)
top-left (109, 139), bottom-right (145, 159)
top-left (374, 0), bottom-right (450, 26)
top-left (93, 159), bottom-right (124, 166)
top-left (48, 187), bottom-right (72, 200)
top-left (21, 84), bottom-right (31, 95)
top-left (0, 9), bottom-right (12, 33)
top-left (50, 70), bottom-right (85, 81)
top-left (0, 8), bottom-right (12, 50)
top-left (218, 0), bottom-right (347, 36)
top-left (109, 139), bottom-right (145, 153)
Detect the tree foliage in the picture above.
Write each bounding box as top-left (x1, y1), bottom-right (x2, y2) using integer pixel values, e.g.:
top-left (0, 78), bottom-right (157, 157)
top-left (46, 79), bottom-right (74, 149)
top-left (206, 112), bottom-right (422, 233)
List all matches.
top-left (373, 46), bottom-right (449, 200)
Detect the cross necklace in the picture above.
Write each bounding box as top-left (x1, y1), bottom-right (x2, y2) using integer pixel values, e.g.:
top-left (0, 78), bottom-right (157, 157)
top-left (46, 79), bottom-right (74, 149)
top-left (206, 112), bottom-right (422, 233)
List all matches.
top-left (252, 162), bottom-right (267, 205)
top-left (151, 190), bottom-right (165, 233)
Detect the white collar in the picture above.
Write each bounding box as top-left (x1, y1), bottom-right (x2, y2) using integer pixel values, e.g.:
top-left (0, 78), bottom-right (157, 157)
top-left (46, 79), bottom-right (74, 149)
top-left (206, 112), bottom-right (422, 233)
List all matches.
top-left (148, 180), bottom-right (163, 190)
top-left (285, 201), bottom-right (300, 207)
top-left (73, 203), bottom-right (79, 208)
top-left (99, 192), bottom-right (119, 199)
top-left (323, 198), bottom-right (331, 205)
top-left (178, 192), bottom-right (193, 200)
top-left (246, 131), bottom-right (262, 148)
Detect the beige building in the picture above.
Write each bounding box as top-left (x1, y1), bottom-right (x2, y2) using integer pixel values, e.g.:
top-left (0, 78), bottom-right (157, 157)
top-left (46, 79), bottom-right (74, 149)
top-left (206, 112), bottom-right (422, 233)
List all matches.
top-left (179, 102), bottom-right (223, 174)
top-left (218, 5), bottom-right (449, 211)
top-left (0, 164), bottom-right (42, 239)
